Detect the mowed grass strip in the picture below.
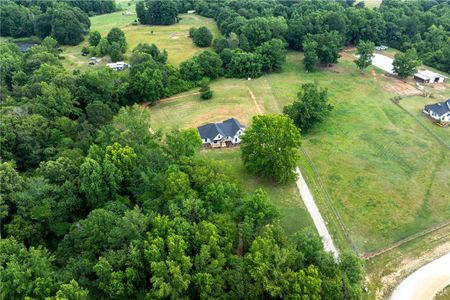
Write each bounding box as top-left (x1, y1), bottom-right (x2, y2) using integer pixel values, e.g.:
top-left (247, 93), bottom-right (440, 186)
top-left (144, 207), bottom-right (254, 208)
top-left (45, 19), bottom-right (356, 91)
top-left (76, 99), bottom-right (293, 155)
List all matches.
top-left (61, 13), bottom-right (220, 70)
top-left (199, 148), bottom-right (315, 236)
top-left (150, 51), bottom-right (450, 253)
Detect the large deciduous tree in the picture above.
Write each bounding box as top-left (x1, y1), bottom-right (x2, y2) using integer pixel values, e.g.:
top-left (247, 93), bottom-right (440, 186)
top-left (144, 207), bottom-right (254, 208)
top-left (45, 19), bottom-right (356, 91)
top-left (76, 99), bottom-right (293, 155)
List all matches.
top-left (165, 129), bottom-right (202, 159)
top-left (393, 48), bottom-right (421, 78)
top-left (306, 31), bottom-right (344, 66)
top-left (283, 83), bottom-right (333, 132)
top-left (255, 39), bottom-right (286, 73)
top-left (191, 26), bottom-right (213, 47)
top-left (88, 30), bottom-right (101, 46)
top-left (107, 27), bottom-right (127, 53)
top-left (241, 115), bottom-right (301, 183)
top-left (226, 50), bottom-right (262, 78)
top-left (303, 40), bottom-right (318, 72)
top-left (355, 40), bottom-right (374, 71)
top-left (136, 0), bottom-right (178, 25)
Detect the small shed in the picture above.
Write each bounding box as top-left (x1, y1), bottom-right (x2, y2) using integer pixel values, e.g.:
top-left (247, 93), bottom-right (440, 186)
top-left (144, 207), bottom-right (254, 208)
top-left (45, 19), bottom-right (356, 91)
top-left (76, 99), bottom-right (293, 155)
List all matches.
top-left (414, 70), bottom-right (445, 84)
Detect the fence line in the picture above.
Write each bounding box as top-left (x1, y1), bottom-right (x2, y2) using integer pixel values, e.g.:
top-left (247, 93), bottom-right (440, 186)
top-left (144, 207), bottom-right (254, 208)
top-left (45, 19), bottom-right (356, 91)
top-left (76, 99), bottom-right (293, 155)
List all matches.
top-left (362, 221), bottom-right (450, 260)
top-left (300, 146), bottom-right (359, 254)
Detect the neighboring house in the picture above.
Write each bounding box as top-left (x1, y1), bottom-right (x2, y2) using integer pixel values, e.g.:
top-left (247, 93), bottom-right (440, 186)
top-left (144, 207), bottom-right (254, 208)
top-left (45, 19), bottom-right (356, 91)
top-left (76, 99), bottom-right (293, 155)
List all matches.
top-left (423, 99), bottom-right (450, 122)
top-left (197, 118), bottom-right (246, 148)
top-left (414, 70), bottom-right (445, 84)
top-left (106, 61), bottom-right (129, 71)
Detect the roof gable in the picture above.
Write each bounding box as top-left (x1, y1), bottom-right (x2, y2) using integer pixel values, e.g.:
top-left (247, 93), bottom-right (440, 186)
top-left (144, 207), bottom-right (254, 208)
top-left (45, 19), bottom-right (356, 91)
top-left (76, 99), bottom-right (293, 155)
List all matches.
top-left (197, 118), bottom-right (245, 140)
top-left (425, 99), bottom-right (450, 116)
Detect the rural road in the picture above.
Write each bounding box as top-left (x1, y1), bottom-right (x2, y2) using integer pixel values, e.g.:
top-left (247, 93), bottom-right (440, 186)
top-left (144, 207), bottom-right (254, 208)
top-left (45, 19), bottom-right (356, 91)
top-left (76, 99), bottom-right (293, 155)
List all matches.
top-left (295, 167), bottom-right (339, 259)
top-left (390, 252), bottom-right (450, 300)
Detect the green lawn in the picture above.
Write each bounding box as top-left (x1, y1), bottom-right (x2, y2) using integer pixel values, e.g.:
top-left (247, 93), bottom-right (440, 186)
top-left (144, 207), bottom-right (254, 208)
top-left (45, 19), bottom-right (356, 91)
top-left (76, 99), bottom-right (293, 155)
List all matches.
top-left (199, 149), bottom-right (315, 236)
top-left (150, 77), bottom-right (279, 130)
top-left (61, 13), bottom-right (220, 71)
top-left (150, 51), bottom-right (450, 253)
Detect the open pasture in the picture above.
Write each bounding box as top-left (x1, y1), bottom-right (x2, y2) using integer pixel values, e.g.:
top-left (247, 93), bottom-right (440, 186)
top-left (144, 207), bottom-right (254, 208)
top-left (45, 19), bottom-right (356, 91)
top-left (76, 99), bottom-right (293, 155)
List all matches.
top-left (61, 13), bottom-right (220, 70)
top-left (150, 51), bottom-right (450, 253)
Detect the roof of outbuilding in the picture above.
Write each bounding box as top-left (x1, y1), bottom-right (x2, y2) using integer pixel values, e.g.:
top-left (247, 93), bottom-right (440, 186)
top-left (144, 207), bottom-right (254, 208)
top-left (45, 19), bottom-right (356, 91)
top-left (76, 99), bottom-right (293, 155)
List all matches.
top-left (197, 118), bottom-right (245, 140)
top-left (425, 99), bottom-right (450, 116)
top-left (415, 70), bottom-right (445, 80)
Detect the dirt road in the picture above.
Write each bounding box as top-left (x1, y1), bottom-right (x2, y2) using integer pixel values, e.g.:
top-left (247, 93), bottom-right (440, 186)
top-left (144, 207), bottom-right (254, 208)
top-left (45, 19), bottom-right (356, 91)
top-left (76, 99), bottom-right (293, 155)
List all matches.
top-left (295, 167), bottom-right (339, 259)
top-left (390, 252), bottom-right (450, 300)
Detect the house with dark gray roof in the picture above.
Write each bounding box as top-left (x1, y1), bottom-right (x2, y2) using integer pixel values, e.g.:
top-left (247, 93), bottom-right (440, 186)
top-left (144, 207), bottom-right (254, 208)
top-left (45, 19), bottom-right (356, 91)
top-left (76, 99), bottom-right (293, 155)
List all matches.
top-left (197, 118), bottom-right (246, 148)
top-left (423, 99), bottom-right (450, 122)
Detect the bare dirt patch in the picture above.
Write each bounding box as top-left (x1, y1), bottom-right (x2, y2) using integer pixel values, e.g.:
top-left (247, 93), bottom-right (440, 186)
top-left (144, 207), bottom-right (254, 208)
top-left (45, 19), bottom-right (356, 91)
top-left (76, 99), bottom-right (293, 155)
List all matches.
top-left (247, 88), bottom-right (263, 115)
top-left (380, 75), bottom-right (422, 96)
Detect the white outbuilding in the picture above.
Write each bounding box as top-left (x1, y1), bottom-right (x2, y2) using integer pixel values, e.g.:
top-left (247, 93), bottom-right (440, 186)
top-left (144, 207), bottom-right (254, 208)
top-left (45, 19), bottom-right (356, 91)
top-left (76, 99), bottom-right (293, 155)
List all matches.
top-left (414, 70), bottom-right (445, 83)
top-left (106, 61), bottom-right (129, 71)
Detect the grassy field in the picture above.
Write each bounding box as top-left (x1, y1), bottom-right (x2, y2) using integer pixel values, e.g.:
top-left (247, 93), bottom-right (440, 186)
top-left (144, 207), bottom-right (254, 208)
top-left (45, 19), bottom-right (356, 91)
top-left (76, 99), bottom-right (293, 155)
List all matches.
top-left (150, 77), bottom-right (280, 130)
top-left (199, 149), bottom-right (315, 236)
top-left (61, 13), bottom-right (220, 71)
top-left (150, 51), bottom-right (450, 254)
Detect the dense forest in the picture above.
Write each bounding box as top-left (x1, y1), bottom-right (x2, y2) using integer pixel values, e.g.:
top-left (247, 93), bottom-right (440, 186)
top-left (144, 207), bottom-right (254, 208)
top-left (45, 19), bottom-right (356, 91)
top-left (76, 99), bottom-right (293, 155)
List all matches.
top-left (137, 0), bottom-right (450, 72)
top-left (0, 0), bottom-right (115, 43)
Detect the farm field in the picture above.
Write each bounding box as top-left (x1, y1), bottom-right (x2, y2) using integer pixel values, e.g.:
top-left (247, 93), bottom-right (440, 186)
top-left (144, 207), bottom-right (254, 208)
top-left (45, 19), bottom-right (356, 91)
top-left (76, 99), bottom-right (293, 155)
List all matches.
top-left (61, 13), bottom-right (220, 71)
top-left (150, 50), bottom-right (450, 254)
top-left (199, 149), bottom-right (315, 236)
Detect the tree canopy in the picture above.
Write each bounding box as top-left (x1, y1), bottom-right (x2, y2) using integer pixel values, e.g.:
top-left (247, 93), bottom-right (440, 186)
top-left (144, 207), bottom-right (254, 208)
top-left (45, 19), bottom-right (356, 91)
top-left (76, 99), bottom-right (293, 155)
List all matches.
top-left (393, 48), bottom-right (421, 78)
top-left (241, 114), bottom-right (301, 183)
top-left (191, 26), bottom-right (213, 47)
top-left (136, 0), bottom-right (178, 25)
top-left (355, 40), bottom-right (375, 71)
top-left (284, 83), bottom-right (333, 133)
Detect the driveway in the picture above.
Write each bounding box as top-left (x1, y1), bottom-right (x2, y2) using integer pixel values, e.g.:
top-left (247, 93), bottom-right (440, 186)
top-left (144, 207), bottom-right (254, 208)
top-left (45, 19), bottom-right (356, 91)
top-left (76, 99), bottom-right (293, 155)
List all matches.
top-left (390, 252), bottom-right (450, 300)
top-left (295, 167), bottom-right (339, 259)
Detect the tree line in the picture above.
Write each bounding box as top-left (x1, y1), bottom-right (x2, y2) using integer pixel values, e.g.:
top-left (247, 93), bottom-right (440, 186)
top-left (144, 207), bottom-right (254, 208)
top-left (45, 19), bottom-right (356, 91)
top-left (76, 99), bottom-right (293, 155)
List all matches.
top-left (0, 38), bottom-right (364, 299)
top-left (153, 0), bottom-right (449, 73)
top-left (0, 0), bottom-right (91, 45)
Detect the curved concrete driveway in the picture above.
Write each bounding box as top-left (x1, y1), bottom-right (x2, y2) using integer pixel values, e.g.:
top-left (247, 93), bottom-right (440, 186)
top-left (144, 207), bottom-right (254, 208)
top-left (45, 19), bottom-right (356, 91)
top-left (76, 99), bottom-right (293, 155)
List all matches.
top-left (390, 252), bottom-right (450, 300)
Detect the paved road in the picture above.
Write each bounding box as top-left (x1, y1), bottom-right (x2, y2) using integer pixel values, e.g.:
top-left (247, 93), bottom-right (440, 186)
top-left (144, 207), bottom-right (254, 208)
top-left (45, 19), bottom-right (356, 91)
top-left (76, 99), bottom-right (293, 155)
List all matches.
top-left (390, 252), bottom-right (450, 300)
top-left (295, 167), bottom-right (339, 259)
